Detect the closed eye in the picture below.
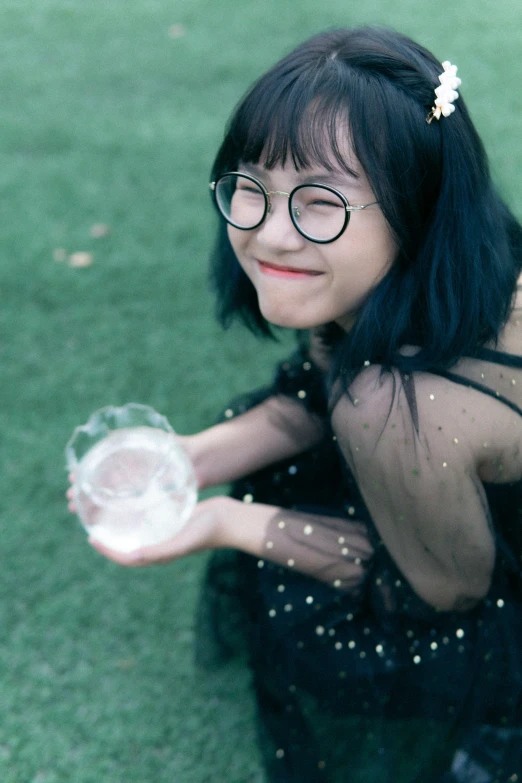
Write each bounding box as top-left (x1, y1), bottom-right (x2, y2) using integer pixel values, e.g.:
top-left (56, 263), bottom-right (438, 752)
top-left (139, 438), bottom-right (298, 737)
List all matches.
top-left (309, 199), bottom-right (343, 208)
top-left (237, 185), bottom-right (263, 195)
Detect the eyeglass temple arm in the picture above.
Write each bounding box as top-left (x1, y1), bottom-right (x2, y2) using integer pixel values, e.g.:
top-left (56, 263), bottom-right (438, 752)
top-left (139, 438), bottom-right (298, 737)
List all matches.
top-left (346, 201), bottom-right (379, 212)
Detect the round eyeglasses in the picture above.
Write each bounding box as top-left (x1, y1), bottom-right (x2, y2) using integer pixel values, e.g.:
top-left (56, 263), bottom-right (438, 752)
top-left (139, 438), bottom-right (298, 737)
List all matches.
top-left (209, 172), bottom-right (378, 244)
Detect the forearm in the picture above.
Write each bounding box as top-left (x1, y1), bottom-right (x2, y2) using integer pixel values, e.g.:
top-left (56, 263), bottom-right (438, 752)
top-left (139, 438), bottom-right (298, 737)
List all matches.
top-left (182, 394), bottom-right (325, 489)
top-left (88, 495), bottom-right (373, 589)
top-left (218, 497), bottom-right (373, 591)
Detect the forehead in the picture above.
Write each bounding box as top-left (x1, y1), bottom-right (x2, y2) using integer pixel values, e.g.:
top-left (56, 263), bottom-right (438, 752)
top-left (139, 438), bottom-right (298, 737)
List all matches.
top-left (234, 90), bottom-right (363, 176)
top-left (263, 127), bottom-right (360, 175)
top-left (239, 118), bottom-right (368, 192)
top-left (239, 160), bottom-right (363, 192)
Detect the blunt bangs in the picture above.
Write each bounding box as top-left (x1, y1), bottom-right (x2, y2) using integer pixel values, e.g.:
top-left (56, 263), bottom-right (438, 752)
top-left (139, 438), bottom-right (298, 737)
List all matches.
top-left (212, 57), bottom-right (360, 177)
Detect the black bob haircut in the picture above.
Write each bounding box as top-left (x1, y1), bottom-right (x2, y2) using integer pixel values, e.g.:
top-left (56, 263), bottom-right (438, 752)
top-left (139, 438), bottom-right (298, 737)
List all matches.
top-left (209, 26), bottom-right (522, 383)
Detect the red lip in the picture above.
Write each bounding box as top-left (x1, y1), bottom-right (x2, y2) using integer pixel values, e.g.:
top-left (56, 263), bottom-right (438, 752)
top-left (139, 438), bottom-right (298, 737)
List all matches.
top-left (257, 260), bottom-right (323, 278)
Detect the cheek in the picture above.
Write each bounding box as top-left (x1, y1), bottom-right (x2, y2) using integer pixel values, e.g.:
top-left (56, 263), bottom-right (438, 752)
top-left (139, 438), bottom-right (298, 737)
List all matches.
top-left (227, 226), bottom-right (246, 258)
top-left (331, 221), bottom-right (397, 311)
top-left (349, 216), bottom-right (397, 278)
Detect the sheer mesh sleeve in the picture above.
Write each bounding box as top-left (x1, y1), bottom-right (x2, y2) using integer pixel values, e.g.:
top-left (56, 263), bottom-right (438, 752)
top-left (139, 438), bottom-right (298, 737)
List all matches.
top-left (262, 509), bottom-right (374, 591)
top-left (252, 332), bottom-right (375, 592)
top-left (255, 337), bottom-right (500, 604)
top-left (331, 366), bottom-right (497, 611)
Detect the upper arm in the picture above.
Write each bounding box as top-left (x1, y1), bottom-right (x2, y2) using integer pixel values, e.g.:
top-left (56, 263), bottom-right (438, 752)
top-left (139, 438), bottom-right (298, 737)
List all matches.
top-left (331, 368), bottom-right (495, 611)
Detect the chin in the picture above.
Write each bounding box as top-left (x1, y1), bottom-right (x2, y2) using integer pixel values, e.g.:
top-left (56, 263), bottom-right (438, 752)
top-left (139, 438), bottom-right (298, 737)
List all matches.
top-left (259, 306), bottom-right (321, 330)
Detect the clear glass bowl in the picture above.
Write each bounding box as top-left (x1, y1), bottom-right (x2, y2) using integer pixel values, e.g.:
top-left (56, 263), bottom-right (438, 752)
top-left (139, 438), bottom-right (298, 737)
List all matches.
top-left (66, 403), bottom-right (197, 553)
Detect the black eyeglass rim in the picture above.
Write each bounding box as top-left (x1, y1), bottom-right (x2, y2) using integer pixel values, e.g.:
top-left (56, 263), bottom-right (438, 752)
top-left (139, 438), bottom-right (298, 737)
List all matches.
top-left (213, 172), bottom-right (268, 232)
top-left (211, 171), bottom-right (351, 245)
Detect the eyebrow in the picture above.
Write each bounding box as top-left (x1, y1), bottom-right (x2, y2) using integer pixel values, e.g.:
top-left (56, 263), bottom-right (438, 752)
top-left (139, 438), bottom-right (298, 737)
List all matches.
top-left (239, 162), bottom-right (361, 188)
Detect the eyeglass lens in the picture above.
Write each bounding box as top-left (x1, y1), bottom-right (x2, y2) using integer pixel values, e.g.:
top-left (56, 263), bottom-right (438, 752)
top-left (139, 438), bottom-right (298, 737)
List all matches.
top-left (214, 174), bottom-right (347, 242)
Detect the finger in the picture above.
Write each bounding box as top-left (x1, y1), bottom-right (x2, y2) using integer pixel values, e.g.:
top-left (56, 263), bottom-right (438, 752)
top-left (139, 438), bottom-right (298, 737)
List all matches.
top-left (130, 538), bottom-right (185, 563)
top-left (88, 535), bottom-right (187, 567)
top-left (66, 487), bottom-right (74, 500)
top-left (88, 538), bottom-right (147, 567)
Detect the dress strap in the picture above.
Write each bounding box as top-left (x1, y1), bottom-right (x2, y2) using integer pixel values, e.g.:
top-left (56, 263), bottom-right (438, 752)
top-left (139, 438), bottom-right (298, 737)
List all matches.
top-left (475, 346), bottom-right (522, 368)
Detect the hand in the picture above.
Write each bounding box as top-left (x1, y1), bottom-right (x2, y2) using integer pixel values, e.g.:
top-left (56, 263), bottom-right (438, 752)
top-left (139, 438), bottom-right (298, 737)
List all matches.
top-left (87, 495), bottom-right (231, 567)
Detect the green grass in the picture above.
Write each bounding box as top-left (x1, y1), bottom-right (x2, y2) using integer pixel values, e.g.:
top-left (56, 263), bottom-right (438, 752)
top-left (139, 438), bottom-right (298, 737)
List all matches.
top-left (0, 1), bottom-right (520, 781)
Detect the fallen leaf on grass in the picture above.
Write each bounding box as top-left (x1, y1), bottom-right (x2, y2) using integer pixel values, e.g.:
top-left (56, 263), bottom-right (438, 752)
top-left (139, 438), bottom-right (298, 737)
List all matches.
top-left (68, 252), bottom-right (94, 268)
top-left (168, 23), bottom-right (186, 38)
top-left (90, 223), bottom-right (111, 238)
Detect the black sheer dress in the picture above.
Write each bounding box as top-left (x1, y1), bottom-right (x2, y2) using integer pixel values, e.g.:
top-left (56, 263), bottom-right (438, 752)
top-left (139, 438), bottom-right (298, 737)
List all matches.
top-left (196, 304), bottom-right (522, 782)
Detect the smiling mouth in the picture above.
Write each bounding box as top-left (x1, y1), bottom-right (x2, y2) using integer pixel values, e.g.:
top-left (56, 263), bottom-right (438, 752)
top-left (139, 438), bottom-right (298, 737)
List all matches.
top-left (257, 260), bottom-right (323, 278)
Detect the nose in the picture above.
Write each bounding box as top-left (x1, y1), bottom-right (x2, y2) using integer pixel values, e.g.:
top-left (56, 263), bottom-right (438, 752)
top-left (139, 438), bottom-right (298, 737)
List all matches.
top-left (257, 193), bottom-right (306, 251)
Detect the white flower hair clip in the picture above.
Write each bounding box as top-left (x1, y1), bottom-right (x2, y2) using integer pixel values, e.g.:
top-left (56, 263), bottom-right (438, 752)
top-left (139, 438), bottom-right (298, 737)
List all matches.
top-left (426, 61), bottom-right (462, 124)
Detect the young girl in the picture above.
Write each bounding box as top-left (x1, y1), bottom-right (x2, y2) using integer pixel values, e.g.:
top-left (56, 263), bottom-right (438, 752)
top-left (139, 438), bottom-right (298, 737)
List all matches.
top-left (82, 26), bottom-right (522, 783)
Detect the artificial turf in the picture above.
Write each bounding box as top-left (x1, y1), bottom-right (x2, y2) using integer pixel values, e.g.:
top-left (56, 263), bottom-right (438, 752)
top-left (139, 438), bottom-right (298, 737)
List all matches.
top-left (0, 1), bottom-right (520, 781)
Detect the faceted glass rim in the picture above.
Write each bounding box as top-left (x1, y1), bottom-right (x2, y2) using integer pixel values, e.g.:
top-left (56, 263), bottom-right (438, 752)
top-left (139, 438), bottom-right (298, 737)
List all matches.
top-left (65, 403), bottom-right (174, 471)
